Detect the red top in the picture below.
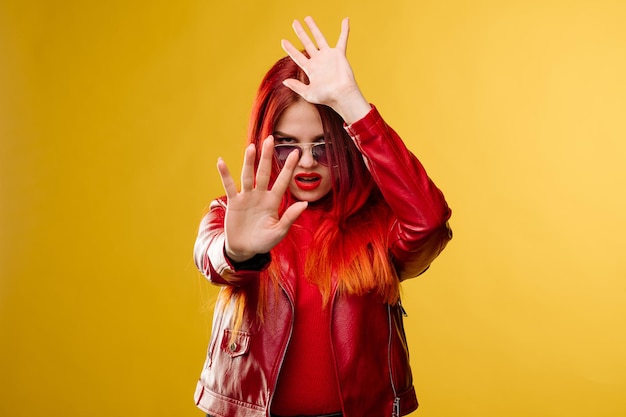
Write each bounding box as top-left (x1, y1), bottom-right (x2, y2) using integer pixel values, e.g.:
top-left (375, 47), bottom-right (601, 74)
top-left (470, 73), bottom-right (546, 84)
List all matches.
top-left (270, 206), bottom-right (342, 415)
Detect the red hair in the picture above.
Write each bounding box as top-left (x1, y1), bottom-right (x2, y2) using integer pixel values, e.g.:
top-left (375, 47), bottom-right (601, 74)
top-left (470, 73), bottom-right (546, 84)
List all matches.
top-left (220, 56), bottom-right (399, 328)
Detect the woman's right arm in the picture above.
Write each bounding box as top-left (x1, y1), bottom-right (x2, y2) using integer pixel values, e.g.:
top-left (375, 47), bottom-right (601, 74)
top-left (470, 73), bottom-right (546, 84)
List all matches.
top-left (195, 137), bottom-right (306, 286)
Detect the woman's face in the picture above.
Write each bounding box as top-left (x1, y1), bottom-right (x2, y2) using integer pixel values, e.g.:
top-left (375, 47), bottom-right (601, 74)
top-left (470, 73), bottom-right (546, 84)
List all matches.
top-left (273, 100), bottom-right (332, 203)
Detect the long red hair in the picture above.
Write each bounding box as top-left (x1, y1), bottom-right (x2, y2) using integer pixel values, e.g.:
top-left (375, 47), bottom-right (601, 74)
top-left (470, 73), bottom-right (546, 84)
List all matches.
top-left (220, 56), bottom-right (400, 328)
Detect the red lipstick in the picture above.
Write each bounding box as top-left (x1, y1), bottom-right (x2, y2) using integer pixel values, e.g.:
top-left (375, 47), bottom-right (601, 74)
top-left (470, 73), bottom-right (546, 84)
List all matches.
top-left (294, 173), bottom-right (322, 191)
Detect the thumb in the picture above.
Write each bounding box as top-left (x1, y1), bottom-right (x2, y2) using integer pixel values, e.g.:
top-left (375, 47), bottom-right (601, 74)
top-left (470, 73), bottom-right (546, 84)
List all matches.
top-left (278, 201), bottom-right (308, 229)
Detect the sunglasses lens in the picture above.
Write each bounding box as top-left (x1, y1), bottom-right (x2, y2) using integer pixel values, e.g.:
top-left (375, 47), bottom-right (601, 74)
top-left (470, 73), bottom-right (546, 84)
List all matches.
top-left (312, 143), bottom-right (330, 166)
top-left (274, 145), bottom-right (299, 166)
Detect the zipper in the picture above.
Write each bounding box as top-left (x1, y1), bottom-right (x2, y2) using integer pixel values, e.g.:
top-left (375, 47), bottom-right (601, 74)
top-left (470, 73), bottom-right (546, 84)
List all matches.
top-left (398, 299), bottom-right (408, 317)
top-left (267, 280), bottom-right (295, 417)
top-left (389, 300), bottom-right (409, 416)
top-left (328, 284), bottom-right (346, 416)
top-left (392, 397), bottom-right (401, 417)
top-left (387, 304), bottom-right (399, 416)
top-left (207, 291), bottom-right (227, 368)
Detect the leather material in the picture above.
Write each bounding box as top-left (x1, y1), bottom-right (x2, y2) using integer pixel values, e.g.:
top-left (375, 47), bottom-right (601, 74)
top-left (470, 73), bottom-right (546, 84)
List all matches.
top-left (193, 106), bottom-right (452, 417)
top-left (344, 105), bottom-right (452, 280)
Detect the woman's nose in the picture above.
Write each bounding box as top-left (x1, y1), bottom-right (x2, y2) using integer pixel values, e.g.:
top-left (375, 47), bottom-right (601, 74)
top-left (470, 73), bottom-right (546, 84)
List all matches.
top-left (297, 145), bottom-right (317, 167)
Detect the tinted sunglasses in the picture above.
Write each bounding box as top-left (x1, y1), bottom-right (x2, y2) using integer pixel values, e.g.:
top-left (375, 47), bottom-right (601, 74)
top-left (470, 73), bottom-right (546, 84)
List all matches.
top-left (274, 142), bottom-right (330, 167)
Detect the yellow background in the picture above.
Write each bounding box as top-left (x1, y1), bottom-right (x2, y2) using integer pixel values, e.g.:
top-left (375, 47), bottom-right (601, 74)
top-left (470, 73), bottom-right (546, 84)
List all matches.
top-left (2, 0), bottom-right (625, 416)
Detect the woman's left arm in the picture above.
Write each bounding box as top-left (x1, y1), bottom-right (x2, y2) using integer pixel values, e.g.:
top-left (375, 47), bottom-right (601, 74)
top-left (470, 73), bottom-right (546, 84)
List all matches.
top-left (345, 107), bottom-right (452, 279)
top-left (283, 17), bottom-right (452, 278)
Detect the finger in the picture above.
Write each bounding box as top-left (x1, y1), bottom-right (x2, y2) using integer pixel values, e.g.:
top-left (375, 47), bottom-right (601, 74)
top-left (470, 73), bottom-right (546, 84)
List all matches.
top-left (282, 78), bottom-right (308, 99)
top-left (336, 17), bottom-right (350, 52)
top-left (292, 19), bottom-right (318, 56)
top-left (281, 39), bottom-right (309, 70)
top-left (217, 158), bottom-right (238, 199)
top-left (279, 201), bottom-right (308, 228)
top-left (241, 143), bottom-right (256, 191)
top-left (270, 148), bottom-right (299, 196)
top-left (303, 16), bottom-right (330, 49)
top-left (255, 136), bottom-right (274, 190)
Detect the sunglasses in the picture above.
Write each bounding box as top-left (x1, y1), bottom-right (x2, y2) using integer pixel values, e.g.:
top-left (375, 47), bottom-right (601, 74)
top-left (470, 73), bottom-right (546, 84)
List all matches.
top-left (274, 142), bottom-right (330, 166)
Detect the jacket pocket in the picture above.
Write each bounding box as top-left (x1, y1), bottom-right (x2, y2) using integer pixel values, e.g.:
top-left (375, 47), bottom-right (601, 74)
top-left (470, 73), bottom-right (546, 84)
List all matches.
top-left (220, 329), bottom-right (251, 358)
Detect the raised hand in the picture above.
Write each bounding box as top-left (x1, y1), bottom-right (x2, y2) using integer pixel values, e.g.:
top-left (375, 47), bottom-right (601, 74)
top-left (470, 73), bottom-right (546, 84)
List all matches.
top-left (217, 136), bottom-right (308, 263)
top-left (281, 16), bottom-right (372, 124)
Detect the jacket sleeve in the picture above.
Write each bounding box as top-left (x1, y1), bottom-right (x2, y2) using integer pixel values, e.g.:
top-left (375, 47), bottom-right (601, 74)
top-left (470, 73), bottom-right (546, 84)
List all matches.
top-left (344, 105), bottom-right (452, 280)
top-left (193, 197), bottom-right (270, 286)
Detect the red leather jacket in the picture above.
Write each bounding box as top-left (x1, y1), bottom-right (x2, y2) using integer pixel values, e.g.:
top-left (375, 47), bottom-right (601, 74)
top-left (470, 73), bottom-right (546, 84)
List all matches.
top-left (193, 106), bottom-right (452, 417)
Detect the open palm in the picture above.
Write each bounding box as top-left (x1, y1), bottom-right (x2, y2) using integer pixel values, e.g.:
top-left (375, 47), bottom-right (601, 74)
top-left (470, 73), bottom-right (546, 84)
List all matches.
top-left (217, 136), bottom-right (307, 263)
top-left (281, 16), bottom-right (371, 124)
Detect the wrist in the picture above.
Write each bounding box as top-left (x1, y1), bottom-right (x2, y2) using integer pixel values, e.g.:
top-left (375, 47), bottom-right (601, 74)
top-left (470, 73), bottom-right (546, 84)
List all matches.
top-left (331, 88), bottom-right (371, 125)
top-left (224, 245), bottom-right (255, 263)
top-left (223, 247), bottom-right (271, 271)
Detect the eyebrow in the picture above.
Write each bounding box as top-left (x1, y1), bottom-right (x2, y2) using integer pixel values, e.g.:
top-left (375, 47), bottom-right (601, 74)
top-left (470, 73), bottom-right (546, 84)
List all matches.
top-left (272, 131), bottom-right (326, 141)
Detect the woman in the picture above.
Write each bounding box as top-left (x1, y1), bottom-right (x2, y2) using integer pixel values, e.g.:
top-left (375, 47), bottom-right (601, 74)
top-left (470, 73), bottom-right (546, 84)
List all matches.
top-left (193, 16), bottom-right (452, 417)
